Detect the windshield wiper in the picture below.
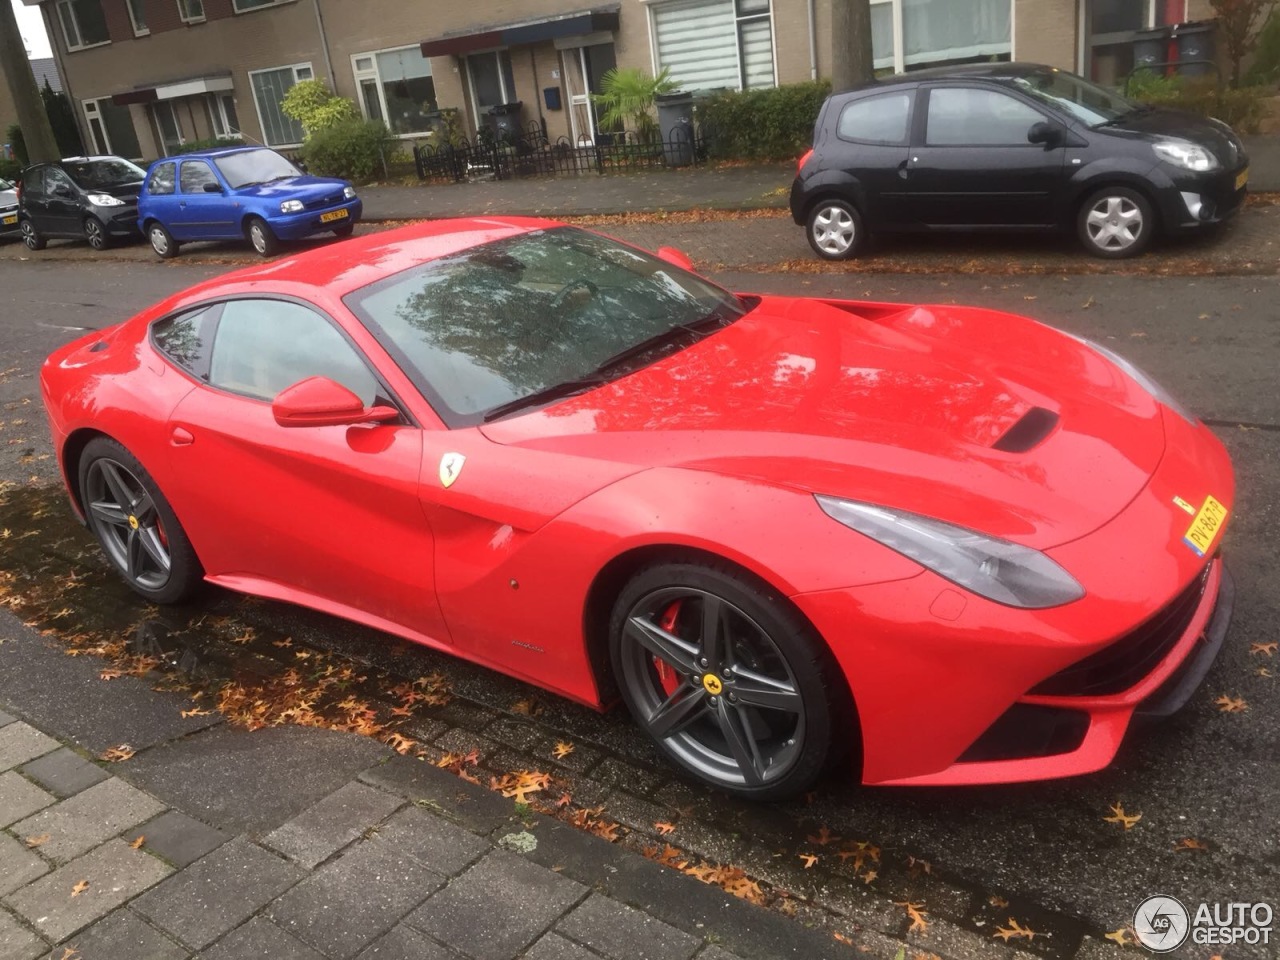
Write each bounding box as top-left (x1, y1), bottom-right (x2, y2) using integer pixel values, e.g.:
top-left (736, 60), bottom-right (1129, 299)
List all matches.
top-left (481, 373), bottom-right (610, 422)
top-left (1093, 104), bottom-right (1154, 128)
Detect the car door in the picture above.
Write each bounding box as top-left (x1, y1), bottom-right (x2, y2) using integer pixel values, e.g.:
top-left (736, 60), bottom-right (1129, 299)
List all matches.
top-left (826, 90), bottom-right (915, 227)
top-left (41, 166), bottom-right (82, 235)
top-left (159, 296), bottom-right (450, 642)
top-left (175, 160), bottom-right (238, 241)
top-left (908, 84), bottom-right (1068, 227)
top-left (143, 160), bottom-right (179, 236)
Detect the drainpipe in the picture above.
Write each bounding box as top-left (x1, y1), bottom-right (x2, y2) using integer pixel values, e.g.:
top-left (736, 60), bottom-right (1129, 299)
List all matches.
top-left (312, 0), bottom-right (336, 89)
top-left (807, 0), bottom-right (818, 80)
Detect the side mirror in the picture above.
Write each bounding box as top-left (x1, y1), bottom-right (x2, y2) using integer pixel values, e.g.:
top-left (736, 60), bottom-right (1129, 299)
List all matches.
top-left (656, 246), bottom-right (695, 272)
top-left (53, 184), bottom-right (74, 198)
top-left (202, 181), bottom-right (224, 194)
top-left (272, 376), bottom-right (399, 428)
top-left (1027, 120), bottom-right (1063, 148)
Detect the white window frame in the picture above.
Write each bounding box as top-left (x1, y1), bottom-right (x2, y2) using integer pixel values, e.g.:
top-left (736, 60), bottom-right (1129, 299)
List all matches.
top-left (868, 0), bottom-right (1014, 75)
top-left (82, 98), bottom-right (110, 153)
top-left (151, 100), bottom-right (185, 155)
top-left (248, 62), bottom-right (313, 148)
top-left (125, 0), bottom-right (148, 36)
top-left (56, 0), bottom-right (110, 52)
top-left (232, 0), bottom-right (295, 13)
top-left (644, 0), bottom-right (778, 92)
top-left (207, 93), bottom-right (240, 138)
top-left (351, 45), bottom-right (438, 140)
top-left (176, 0), bottom-right (205, 24)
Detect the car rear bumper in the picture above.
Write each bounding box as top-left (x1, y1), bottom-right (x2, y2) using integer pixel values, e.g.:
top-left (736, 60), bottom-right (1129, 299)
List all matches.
top-left (269, 198), bottom-right (362, 240)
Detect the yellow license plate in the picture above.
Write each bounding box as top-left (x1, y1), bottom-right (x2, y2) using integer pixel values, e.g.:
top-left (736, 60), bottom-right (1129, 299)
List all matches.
top-left (319, 209), bottom-right (349, 223)
top-left (1183, 495), bottom-right (1228, 557)
top-left (2, 214), bottom-right (16, 225)
top-left (1235, 168), bottom-right (1248, 191)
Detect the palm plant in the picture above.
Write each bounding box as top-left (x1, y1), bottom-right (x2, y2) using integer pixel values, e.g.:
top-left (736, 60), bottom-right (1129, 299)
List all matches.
top-left (590, 67), bottom-right (679, 142)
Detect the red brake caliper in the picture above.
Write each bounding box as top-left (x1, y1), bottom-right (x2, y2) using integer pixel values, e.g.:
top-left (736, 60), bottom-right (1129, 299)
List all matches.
top-left (654, 601), bottom-right (682, 696)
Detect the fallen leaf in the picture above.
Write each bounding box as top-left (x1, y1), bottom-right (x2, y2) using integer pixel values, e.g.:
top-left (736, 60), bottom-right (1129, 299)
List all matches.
top-left (989, 895), bottom-right (1009, 909)
top-left (384, 732), bottom-right (417, 755)
top-left (58, 948), bottom-right (79, 960)
top-left (511, 698), bottom-right (541, 716)
top-left (806, 824), bottom-right (838, 846)
top-left (25, 833), bottom-right (50, 848)
top-left (1105, 928), bottom-right (1132, 946)
top-left (180, 707), bottom-right (212, 718)
top-left (1250, 642), bottom-right (1277, 656)
top-left (99, 744), bottom-right (136, 763)
top-left (655, 821), bottom-right (676, 836)
top-left (98, 668), bottom-right (123, 681)
top-left (994, 918), bottom-right (1037, 942)
top-left (555, 792), bottom-right (572, 809)
top-left (897, 901), bottom-right (928, 934)
top-left (1081, 295), bottom-right (1096, 309)
top-left (1103, 802), bottom-right (1142, 829)
top-left (907, 855), bottom-right (932, 875)
top-left (552, 741), bottom-right (575, 759)
top-left (130, 835), bottom-right (146, 850)
top-left (1216, 695), bottom-right (1248, 713)
top-left (833, 931), bottom-right (853, 944)
top-left (1175, 837), bottom-right (1208, 852)
top-left (799, 853), bottom-right (818, 868)
top-left (862, 869), bottom-right (877, 884)
top-left (71, 880), bottom-right (89, 897)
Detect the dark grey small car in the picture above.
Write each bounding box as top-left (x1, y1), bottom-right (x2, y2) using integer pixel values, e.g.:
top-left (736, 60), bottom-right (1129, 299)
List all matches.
top-left (18, 156), bottom-right (145, 251)
top-left (791, 63), bottom-right (1250, 260)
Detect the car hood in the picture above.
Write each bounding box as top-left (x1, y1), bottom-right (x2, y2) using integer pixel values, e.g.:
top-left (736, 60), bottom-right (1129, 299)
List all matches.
top-left (1094, 107), bottom-right (1247, 167)
top-left (94, 180), bottom-right (143, 201)
top-left (0, 189), bottom-right (16, 209)
top-left (232, 176), bottom-right (349, 202)
top-left (480, 296), bottom-right (1167, 550)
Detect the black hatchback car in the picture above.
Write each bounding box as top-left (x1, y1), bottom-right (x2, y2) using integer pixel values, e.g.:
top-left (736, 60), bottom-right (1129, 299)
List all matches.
top-left (17, 156), bottom-right (146, 251)
top-left (791, 63), bottom-right (1249, 259)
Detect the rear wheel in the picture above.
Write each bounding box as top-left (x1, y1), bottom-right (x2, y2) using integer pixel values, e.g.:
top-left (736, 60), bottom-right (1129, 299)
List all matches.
top-left (147, 221), bottom-right (179, 259)
top-left (79, 437), bottom-right (203, 604)
top-left (609, 561), bottom-right (845, 800)
top-left (246, 216), bottom-right (279, 257)
top-left (806, 199), bottom-right (864, 260)
top-left (83, 216), bottom-right (110, 251)
top-left (20, 219), bottom-right (46, 251)
top-left (1077, 186), bottom-right (1154, 258)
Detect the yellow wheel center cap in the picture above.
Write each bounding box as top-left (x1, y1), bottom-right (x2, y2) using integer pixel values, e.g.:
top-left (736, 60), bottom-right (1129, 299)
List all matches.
top-left (701, 674), bottom-right (723, 696)
top-left (128, 515), bottom-right (140, 530)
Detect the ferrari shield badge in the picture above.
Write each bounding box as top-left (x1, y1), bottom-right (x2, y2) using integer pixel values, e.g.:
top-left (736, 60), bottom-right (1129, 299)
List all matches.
top-left (439, 452), bottom-right (466, 488)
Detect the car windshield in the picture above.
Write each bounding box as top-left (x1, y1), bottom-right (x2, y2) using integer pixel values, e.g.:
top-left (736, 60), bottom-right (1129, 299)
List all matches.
top-left (62, 158), bottom-right (146, 189)
top-left (0, 179), bottom-right (13, 190)
top-left (214, 149), bottom-right (303, 188)
top-left (1008, 69), bottom-right (1138, 126)
top-left (344, 227), bottom-right (747, 425)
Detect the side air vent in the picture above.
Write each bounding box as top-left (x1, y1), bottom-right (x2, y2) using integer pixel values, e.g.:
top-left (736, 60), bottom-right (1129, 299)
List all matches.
top-left (992, 407), bottom-right (1059, 453)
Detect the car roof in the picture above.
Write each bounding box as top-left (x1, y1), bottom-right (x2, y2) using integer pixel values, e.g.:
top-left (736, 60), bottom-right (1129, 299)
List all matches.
top-left (175, 216), bottom-right (565, 302)
top-left (841, 61), bottom-right (1057, 94)
top-left (159, 146), bottom-right (271, 163)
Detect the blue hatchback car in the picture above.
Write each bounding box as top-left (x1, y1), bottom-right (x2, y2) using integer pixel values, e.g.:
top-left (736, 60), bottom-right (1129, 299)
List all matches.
top-left (137, 146), bottom-right (362, 258)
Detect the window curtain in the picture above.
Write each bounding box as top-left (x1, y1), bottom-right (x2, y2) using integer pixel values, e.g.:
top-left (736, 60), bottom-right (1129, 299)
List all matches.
top-left (901, 0), bottom-right (1011, 66)
top-left (870, 3), bottom-right (894, 69)
top-left (653, 0), bottom-right (739, 90)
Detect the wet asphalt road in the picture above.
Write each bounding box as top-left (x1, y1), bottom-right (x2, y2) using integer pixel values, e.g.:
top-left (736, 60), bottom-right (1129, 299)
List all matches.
top-left (1, 254), bottom-right (1278, 956)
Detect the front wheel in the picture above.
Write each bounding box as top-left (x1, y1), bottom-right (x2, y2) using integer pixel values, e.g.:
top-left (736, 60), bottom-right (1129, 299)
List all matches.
top-left (246, 216), bottom-right (279, 257)
top-left (332, 223), bottom-right (355, 238)
top-left (806, 199), bottom-right (864, 260)
top-left (147, 221), bottom-right (179, 259)
top-left (609, 561), bottom-right (846, 800)
top-left (79, 437), bottom-right (203, 604)
top-left (84, 216), bottom-right (110, 251)
top-left (1077, 186), bottom-right (1155, 258)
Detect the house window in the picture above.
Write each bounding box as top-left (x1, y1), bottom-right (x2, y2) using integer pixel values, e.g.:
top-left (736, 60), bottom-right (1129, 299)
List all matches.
top-left (1086, 0), bottom-right (1188, 84)
top-left (207, 94), bottom-right (240, 138)
top-left (151, 101), bottom-right (184, 156)
top-left (869, 0), bottom-right (1011, 74)
top-left (125, 0), bottom-right (148, 35)
top-left (650, 0), bottom-right (775, 91)
top-left (83, 98), bottom-right (142, 158)
top-left (233, 0), bottom-right (293, 11)
top-left (466, 50), bottom-right (516, 128)
top-left (249, 63), bottom-right (312, 146)
top-left (55, 0), bottom-right (110, 51)
top-left (352, 47), bottom-right (438, 136)
top-left (176, 0), bottom-right (204, 24)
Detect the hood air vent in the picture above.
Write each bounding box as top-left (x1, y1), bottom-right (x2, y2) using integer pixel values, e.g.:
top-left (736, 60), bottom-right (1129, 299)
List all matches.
top-left (992, 407), bottom-right (1059, 453)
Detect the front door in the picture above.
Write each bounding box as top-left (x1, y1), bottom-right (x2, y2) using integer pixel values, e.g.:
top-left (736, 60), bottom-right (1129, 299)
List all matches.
top-left (562, 41), bottom-right (617, 144)
top-left (174, 159), bottom-right (237, 241)
top-left (162, 297), bottom-right (449, 642)
top-left (40, 166), bottom-right (82, 234)
top-left (908, 85), bottom-right (1067, 228)
top-left (151, 102), bottom-right (184, 157)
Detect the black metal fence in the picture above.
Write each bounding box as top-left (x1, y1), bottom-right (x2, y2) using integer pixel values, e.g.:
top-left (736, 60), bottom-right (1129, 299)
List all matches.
top-left (412, 121), bottom-right (716, 183)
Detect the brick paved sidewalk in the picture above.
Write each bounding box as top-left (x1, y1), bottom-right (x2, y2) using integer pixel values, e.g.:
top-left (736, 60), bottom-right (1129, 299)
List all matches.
top-left (0, 706), bottom-right (865, 960)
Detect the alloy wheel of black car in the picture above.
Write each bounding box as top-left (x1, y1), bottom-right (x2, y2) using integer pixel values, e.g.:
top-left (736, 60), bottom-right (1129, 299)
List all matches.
top-left (20, 219), bottom-right (46, 251)
top-left (1077, 186), bottom-right (1155, 259)
top-left (610, 562), bottom-right (842, 800)
top-left (79, 437), bottom-right (203, 604)
top-left (84, 216), bottom-right (110, 251)
top-left (148, 222), bottom-right (179, 259)
top-left (806, 200), bottom-right (864, 260)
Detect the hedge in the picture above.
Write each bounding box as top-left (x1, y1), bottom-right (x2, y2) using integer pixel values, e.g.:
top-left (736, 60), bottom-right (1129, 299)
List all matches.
top-left (1128, 72), bottom-right (1270, 134)
top-left (302, 119), bottom-right (396, 181)
top-left (697, 81), bottom-right (830, 162)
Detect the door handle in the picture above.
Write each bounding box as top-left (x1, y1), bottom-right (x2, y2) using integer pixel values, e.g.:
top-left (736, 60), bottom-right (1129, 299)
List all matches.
top-left (171, 427), bottom-right (195, 446)
top-left (897, 160), bottom-right (910, 180)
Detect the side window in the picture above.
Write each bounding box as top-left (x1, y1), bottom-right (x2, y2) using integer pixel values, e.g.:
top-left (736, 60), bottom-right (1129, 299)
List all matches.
top-left (23, 167), bottom-right (45, 196)
top-left (836, 93), bottom-right (912, 145)
top-left (179, 160), bottom-right (219, 194)
top-left (149, 161), bottom-right (176, 196)
top-left (152, 305), bottom-right (217, 378)
top-left (45, 168), bottom-right (75, 195)
top-left (926, 88), bottom-right (1044, 147)
top-left (209, 299), bottom-right (378, 405)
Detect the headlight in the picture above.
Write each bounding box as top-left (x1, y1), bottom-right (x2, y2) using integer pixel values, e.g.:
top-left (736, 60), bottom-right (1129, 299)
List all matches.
top-left (87, 193), bottom-right (123, 207)
top-left (1152, 140), bottom-right (1219, 172)
top-left (815, 496), bottom-right (1085, 609)
top-left (280, 199), bottom-right (305, 214)
top-left (343, 186), bottom-right (357, 200)
top-left (1069, 334), bottom-right (1197, 425)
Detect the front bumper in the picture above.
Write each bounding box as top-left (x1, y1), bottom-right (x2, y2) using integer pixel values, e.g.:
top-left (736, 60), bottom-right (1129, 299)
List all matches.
top-left (1, 208), bottom-right (19, 237)
top-left (1153, 162), bottom-right (1248, 231)
top-left (93, 204), bottom-right (142, 238)
top-left (269, 198), bottom-right (363, 241)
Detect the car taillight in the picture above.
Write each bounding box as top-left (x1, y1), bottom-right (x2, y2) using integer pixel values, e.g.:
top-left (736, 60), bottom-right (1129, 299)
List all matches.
top-left (797, 149), bottom-right (814, 174)
top-left (13, 181), bottom-right (21, 202)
